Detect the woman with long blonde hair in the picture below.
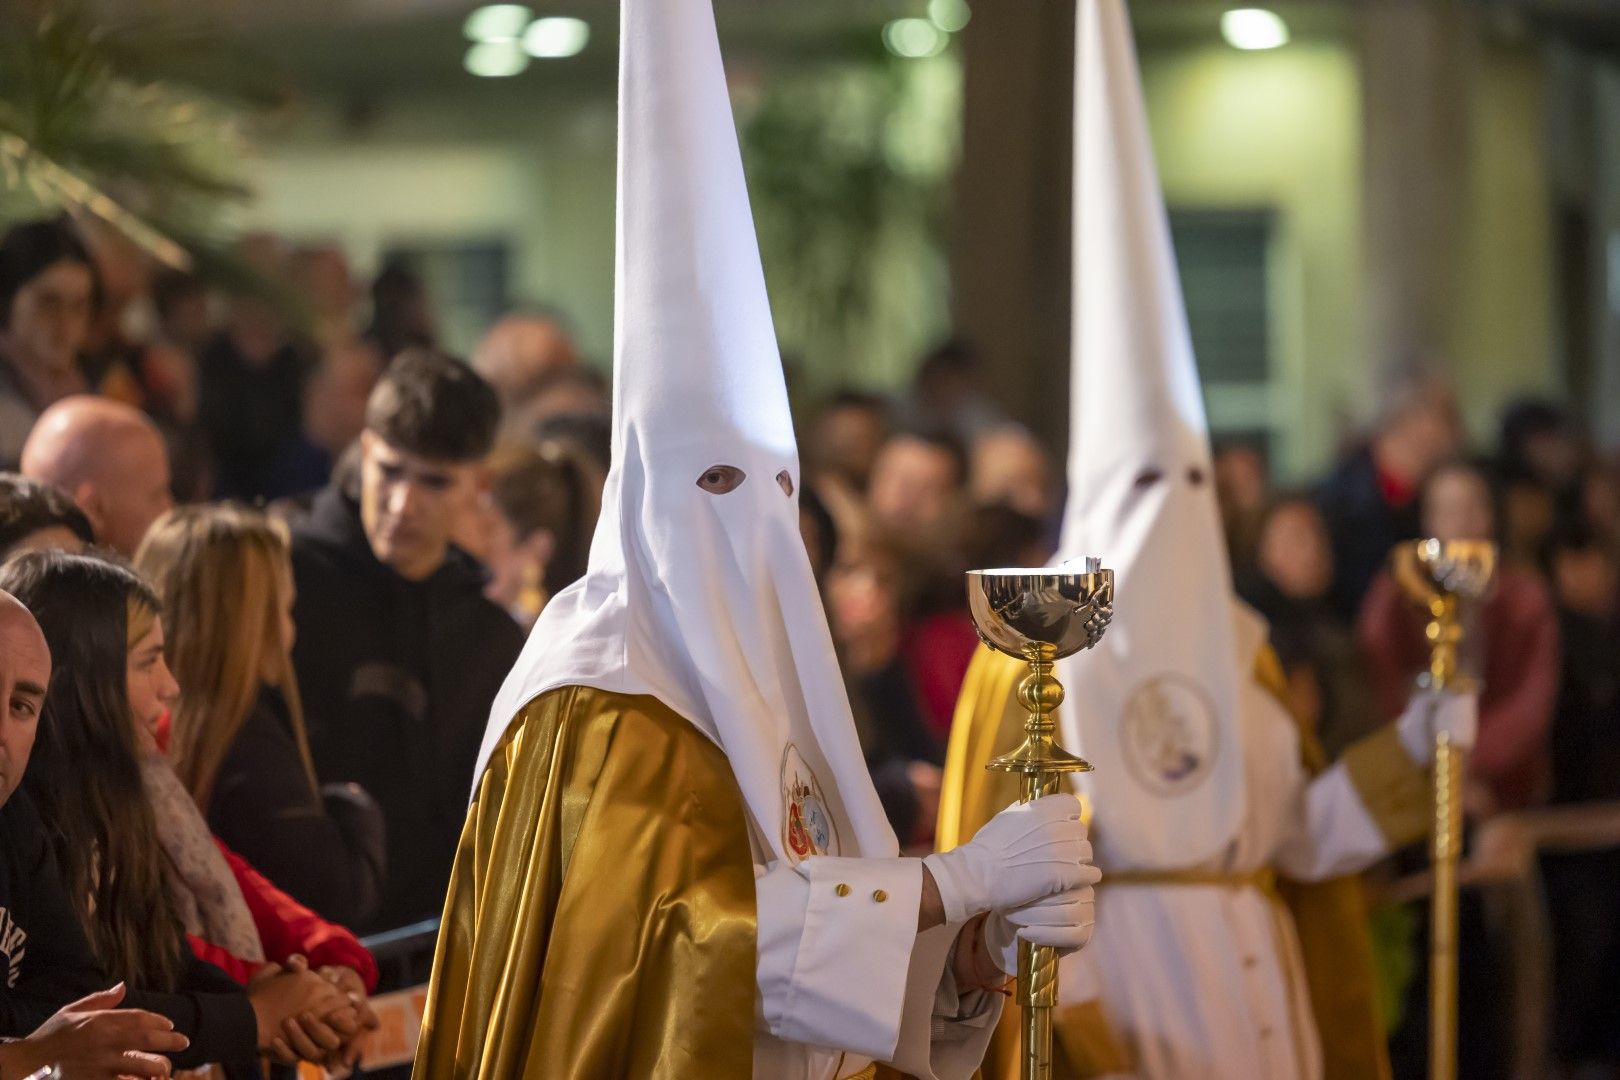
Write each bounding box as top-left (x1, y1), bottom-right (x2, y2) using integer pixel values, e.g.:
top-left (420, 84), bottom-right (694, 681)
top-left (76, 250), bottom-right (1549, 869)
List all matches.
top-left (137, 505), bottom-right (384, 927)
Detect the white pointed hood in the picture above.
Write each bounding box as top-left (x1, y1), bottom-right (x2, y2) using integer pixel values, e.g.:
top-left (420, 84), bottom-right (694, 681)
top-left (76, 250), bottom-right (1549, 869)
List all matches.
top-left (475, 0), bottom-right (896, 866)
top-left (1056, 0), bottom-right (1246, 868)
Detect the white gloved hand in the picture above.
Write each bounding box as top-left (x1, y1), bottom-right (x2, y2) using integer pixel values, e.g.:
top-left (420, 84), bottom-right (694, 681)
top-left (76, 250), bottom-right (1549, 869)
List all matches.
top-left (923, 794), bottom-right (1090, 926)
top-left (1396, 690), bottom-right (1480, 763)
top-left (984, 872), bottom-right (1101, 976)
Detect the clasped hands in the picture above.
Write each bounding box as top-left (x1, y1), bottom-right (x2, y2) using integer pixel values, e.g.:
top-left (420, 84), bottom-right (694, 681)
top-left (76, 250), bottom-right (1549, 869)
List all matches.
top-left (248, 955), bottom-right (379, 1076)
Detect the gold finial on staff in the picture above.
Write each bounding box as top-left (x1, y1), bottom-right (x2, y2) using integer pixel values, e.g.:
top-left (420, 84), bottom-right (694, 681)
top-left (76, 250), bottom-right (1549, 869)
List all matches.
top-left (1392, 538), bottom-right (1496, 1080)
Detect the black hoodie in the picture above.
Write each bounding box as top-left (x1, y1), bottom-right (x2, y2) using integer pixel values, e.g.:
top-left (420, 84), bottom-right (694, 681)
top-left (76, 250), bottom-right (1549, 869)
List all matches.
top-left (287, 485), bottom-right (524, 934)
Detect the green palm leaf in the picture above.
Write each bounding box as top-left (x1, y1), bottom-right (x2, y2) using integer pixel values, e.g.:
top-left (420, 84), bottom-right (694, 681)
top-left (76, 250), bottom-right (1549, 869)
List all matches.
top-left (0, 0), bottom-right (277, 275)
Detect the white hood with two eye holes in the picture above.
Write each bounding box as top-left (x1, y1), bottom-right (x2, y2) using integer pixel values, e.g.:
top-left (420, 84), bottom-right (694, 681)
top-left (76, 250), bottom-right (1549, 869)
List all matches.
top-left (473, 0), bottom-right (896, 868)
top-left (1056, 0), bottom-right (1246, 870)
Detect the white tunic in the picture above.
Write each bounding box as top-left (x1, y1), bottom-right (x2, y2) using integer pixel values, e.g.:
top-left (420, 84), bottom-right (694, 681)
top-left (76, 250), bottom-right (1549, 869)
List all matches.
top-left (1064, 605), bottom-right (1392, 1080)
top-left (754, 854), bottom-right (1002, 1080)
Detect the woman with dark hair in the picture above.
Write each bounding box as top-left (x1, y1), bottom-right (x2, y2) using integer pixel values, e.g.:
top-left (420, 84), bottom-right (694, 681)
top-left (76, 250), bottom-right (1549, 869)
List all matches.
top-left (0, 218), bottom-right (97, 466)
top-left (1236, 493), bottom-right (1376, 757)
top-left (0, 550), bottom-right (366, 1076)
top-left (459, 438), bottom-right (603, 629)
top-left (0, 472), bottom-right (94, 560)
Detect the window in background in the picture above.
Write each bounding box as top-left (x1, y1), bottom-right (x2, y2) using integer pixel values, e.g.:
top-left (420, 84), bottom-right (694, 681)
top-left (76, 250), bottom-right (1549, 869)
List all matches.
top-left (380, 239), bottom-right (511, 357)
top-left (1169, 207), bottom-right (1275, 462)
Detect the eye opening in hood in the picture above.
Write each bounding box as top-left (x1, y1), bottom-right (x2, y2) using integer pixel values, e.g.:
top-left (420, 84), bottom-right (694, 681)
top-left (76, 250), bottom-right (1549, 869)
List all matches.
top-left (697, 464), bottom-right (747, 495)
top-left (775, 470), bottom-right (793, 497)
top-left (1132, 467), bottom-right (1164, 489)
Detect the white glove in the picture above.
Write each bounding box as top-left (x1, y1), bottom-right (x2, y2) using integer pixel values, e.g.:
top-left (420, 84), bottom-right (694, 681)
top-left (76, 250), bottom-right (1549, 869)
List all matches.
top-left (984, 872), bottom-right (1101, 976)
top-left (923, 794), bottom-right (1090, 925)
top-left (1396, 690), bottom-right (1479, 763)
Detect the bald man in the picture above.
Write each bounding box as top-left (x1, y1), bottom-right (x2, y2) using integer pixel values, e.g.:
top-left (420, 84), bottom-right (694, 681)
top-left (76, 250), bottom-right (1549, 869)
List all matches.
top-left (471, 312), bottom-right (580, 432)
top-left (0, 591), bottom-right (190, 1076)
top-left (20, 396), bottom-right (172, 556)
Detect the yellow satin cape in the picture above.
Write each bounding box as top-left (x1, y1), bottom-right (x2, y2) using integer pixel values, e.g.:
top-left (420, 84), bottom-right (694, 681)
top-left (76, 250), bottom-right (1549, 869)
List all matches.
top-left (413, 685), bottom-right (757, 1080)
top-left (938, 646), bottom-right (1392, 1080)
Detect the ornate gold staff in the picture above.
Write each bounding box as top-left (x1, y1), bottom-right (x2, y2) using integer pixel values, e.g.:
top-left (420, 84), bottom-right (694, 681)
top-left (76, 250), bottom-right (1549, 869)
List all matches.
top-left (966, 559), bottom-right (1114, 1080)
top-left (1392, 538), bottom-right (1496, 1080)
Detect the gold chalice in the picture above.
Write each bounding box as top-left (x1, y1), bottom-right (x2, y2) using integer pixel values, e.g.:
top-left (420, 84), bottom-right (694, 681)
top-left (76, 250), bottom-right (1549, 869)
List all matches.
top-left (1391, 538), bottom-right (1496, 1080)
top-left (966, 558), bottom-right (1114, 1080)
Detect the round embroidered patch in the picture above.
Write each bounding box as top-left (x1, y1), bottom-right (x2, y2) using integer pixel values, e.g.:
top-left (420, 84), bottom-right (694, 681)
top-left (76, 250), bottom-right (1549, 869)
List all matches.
top-left (1120, 674), bottom-right (1220, 796)
top-left (780, 742), bottom-right (839, 862)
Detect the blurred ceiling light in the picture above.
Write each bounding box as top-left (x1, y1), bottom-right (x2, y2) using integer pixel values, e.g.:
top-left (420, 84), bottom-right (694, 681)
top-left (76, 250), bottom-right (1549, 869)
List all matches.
top-left (1220, 8), bottom-right (1290, 50)
top-left (465, 39), bottom-right (530, 77)
top-left (463, 4), bottom-right (532, 43)
top-left (883, 17), bottom-right (946, 59)
top-left (523, 16), bottom-right (591, 58)
top-left (928, 0), bottom-right (971, 33)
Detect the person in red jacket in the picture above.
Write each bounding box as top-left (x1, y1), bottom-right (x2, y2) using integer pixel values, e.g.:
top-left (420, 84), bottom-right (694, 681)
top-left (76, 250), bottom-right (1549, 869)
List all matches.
top-left (189, 841), bottom-right (378, 994)
top-left (1358, 458), bottom-right (1561, 812)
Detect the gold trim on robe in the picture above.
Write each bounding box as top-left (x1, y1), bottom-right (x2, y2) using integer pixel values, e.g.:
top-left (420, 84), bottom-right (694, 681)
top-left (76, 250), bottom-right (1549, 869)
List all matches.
top-left (1339, 723), bottom-right (1432, 849)
top-left (413, 686), bottom-right (757, 1079)
top-left (939, 644), bottom-right (1391, 1080)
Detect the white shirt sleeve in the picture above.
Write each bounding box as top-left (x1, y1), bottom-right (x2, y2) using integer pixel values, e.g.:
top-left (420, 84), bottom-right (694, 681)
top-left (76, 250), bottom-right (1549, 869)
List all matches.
top-left (755, 856), bottom-right (1002, 1077)
top-left (1273, 760), bottom-right (1392, 882)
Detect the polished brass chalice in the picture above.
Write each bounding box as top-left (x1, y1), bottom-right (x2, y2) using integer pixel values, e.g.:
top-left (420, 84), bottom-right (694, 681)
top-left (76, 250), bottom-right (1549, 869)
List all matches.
top-left (1392, 538), bottom-right (1496, 1080)
top-left (966, 558), bottom-right (1114, 1080)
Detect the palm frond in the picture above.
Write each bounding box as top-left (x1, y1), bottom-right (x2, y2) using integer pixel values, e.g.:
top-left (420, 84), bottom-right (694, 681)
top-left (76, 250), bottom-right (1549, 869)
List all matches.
top-left (0, 0), bottom-right (278, 274)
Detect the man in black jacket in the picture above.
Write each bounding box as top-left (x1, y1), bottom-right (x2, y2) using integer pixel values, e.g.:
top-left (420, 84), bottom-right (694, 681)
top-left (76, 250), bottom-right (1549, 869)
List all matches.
top-left (289, 349), bottom-right (523, 935)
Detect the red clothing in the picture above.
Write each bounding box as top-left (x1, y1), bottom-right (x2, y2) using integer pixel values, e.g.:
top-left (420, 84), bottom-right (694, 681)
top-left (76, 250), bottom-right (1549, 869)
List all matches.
top-left (1358, 564), bottom-right (1560, 810)
top-left (187, 839), bottom-right (378, 992)
top-left (901, 612), bottom-right (981, 741)
top-left (1374, 458), bottom-right (1418, 508)
top-left (159, 714), bottom-right (378, 991)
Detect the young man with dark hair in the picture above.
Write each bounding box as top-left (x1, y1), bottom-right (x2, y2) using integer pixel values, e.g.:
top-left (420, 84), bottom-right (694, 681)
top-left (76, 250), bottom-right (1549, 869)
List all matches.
top-left (288, 350), bottom-right (522, 934)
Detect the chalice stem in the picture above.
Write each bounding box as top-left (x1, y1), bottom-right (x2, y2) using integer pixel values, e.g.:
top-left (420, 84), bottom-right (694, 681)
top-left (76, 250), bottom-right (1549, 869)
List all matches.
top-left (1020, 940), bottom-right (1056, 1080)
top-left (1016, 690), bottom-right (1064, 1080)
top-left (1430, 715), bottom-right (1462, 1080)
top-left (968, 566), bottom-right (1112, 1080)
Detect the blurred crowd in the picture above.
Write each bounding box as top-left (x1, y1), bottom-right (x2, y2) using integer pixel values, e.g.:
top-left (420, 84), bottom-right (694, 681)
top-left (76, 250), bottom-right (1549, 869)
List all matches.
top-left (1, 208), bottom-right (1619, 1077)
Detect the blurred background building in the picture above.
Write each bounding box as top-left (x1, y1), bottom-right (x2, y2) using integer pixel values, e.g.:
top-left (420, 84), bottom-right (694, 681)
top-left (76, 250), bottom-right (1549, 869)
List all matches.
top-left (196, 0), bottom-right (1620, 479)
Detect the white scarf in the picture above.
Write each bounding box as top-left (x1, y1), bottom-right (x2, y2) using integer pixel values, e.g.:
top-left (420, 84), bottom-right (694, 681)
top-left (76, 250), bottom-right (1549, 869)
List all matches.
top-left (143, 755), bottom-right (263, 964)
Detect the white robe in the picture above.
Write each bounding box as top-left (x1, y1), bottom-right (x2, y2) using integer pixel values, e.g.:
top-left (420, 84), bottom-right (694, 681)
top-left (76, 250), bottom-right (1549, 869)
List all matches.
top-left (755, 853), bottom-right (1002, 1079)
top-left (1065, 603), bottom-right (1392, 1080)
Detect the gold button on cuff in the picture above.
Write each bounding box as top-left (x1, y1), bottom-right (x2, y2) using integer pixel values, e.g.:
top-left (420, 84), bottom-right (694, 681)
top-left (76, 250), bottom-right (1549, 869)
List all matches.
top-left (834, 883), bottom-right (852, 897)
top-left (872, 889), bottom-right (889, 903)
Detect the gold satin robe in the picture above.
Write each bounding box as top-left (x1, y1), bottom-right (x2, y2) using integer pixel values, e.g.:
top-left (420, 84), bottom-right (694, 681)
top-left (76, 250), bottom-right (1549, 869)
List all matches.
top-left (940, 646), bottom-right (1429, 1080)
top-left (413, 685), bottom-right (758, 1079)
